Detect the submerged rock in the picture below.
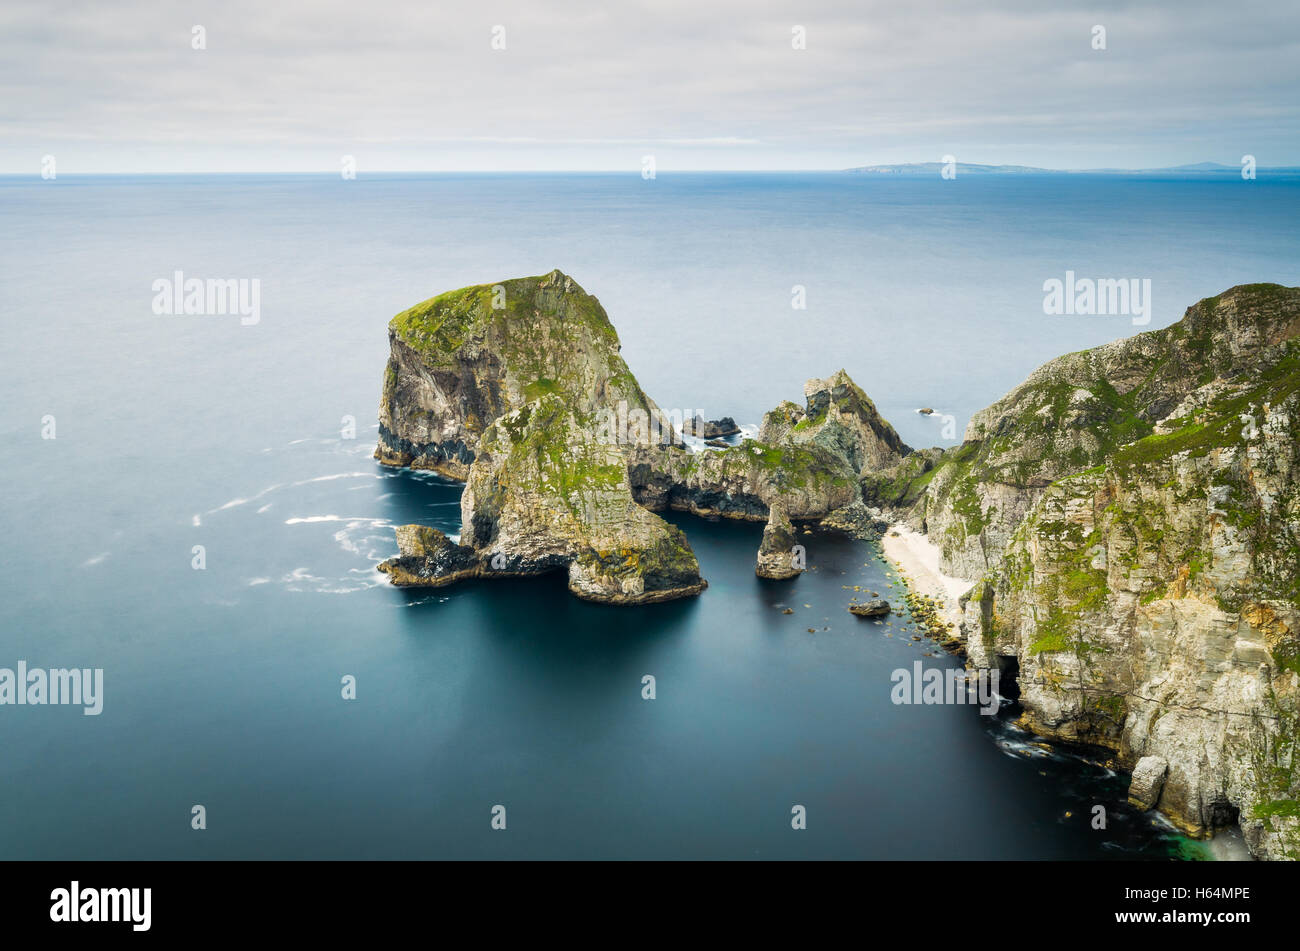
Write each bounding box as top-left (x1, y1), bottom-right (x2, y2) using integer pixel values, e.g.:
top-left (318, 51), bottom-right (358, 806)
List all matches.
top-left (848, 598), bottom-right (890, 618)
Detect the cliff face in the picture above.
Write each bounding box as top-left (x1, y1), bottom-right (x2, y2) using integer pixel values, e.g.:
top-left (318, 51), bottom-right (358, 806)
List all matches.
top-left (459, 395), bottom-right (705, 603)
top-left (929, 284), bottom-right (1300, 859)
top-left (376, 271), bottom-right (704, 602)
top-left (628, 369), bottom-right (910, 524)
top-left (906, 284), bottom-right (1300, 579)
top-left (376, 269), bottom-right (668, 478)
top-left (758, 370), bottom-right (910, 473)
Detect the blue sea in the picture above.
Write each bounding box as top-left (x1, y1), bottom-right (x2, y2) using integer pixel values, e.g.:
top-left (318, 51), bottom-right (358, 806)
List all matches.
top-left (2, 171), bottom-right (1296, 859)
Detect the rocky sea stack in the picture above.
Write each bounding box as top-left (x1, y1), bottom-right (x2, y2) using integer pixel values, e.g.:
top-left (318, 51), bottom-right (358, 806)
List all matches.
top-left (376, 270), bottom-right (903, 603)
top-left (375, 269), bottom-right (668, 478)
top-left (375, 270), bottom-right (705, 604)
top-left (755, 503), bottom-right (803, 579)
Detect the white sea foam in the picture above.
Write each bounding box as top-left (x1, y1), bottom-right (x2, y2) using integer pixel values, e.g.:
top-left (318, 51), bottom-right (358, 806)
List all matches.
top-left (210, 483), bottom-right (282, 513)
top-left (332, 521), bottom-right (391, 559)
top-left (210, 473), bottom-right (376, 515)
top-left (1206, 827), bottom-right (1252, 861)
top-left (278, 565), bottom-right (384, 594)
top-left (290, 472), bottom-right (377, 486)
top-left (284, 515), bottom-right (391, 526)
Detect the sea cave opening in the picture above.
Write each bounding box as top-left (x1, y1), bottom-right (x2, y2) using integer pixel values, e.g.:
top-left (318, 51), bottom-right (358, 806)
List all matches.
top-left (996, 654), bottom-right (1021, 705)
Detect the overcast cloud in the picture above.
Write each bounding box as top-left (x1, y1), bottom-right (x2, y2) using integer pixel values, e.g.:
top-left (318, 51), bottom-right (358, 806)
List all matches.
top-left (2, 0), bottom-right (1297, 172)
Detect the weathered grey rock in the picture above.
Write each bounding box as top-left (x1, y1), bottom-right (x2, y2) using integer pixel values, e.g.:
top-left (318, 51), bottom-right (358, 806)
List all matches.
top-left (686, 415), bottom-right (741, 438)
top-left (849, 598), bottom-right (891, 618)
top-left (756, 503), bottom-right (803, 579)
top-left (375, 269), bottom-right (674, 477)
top-left (458, 395), bottom-right (706, 604)
top-left (1128, 756), bottom-right (1170, 810)
top-left (374, 272), bottom-right (705, 604)
top-left (378, 525), bottom-right (482, 587)
top-left (627, 440), bottom-right (860, 521)
top-left (935, 284), bottom-right (1300, 859)
top-left (758, 369), bottom-right (911, 475)
top-left (818, 500), bottom-right (887, 540)
top-left (628, 369), bottom-right (910, 522)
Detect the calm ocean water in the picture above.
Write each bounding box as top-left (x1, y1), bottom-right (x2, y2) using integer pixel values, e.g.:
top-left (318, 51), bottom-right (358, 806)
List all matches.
top-left (2, 172), bottom-right (1296, 858)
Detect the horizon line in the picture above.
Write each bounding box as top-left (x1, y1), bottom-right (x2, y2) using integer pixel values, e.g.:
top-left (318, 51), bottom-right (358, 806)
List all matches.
top-left (7, 164), bottom-right (1300, 177)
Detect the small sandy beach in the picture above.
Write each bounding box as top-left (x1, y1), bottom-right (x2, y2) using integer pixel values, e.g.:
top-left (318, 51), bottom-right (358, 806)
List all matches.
top-left (879, 524), bottom-right (977, 627)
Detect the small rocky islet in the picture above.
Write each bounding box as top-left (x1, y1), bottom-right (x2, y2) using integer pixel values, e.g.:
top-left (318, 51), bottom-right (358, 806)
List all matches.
top-left (374, 270), bottom-right (1300, 860)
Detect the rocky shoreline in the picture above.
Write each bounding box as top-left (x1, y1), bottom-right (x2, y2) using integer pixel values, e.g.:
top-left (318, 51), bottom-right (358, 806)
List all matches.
top-left (372, 271), bottom-right (1300, 859)
top-left (880, 283), bottom-right (1300, 860)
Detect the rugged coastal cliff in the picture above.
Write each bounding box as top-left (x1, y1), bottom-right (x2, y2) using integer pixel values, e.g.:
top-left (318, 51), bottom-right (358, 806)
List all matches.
top-left (877, 284), bottom-right (1300, 579)
top-left (877, 284), bottom-right (1300, 859)
top-left (374, 271), bottom-right (1299, 857)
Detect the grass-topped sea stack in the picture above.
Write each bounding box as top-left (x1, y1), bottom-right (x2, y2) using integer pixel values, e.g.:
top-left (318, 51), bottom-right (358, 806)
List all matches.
top-left (375, 270), bottom-right (705, 604)
top-left (376, 269), bottom-right (670, 478)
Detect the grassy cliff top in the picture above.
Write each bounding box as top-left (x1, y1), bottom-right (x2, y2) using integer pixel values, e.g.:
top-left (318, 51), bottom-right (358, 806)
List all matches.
top-left (389, 269), bottom-right (620, 364)
top-left (955, 283), bottom-right (1300, 481)
top-left (872, 283), bottom-right (1300, 565)
top-left (973, 284), bottom-right (1300, 434)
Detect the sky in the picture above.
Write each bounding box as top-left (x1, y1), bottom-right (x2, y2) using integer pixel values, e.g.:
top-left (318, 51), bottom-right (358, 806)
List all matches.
top-left (2, 0), bottom-right (1297, 173)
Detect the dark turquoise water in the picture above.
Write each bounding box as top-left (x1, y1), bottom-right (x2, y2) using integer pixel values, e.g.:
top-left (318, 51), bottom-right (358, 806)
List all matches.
top-left (3, 172), bottom-right (1294, 858)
